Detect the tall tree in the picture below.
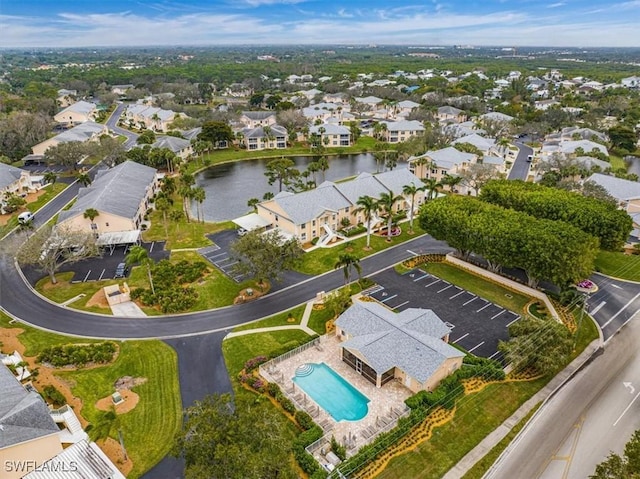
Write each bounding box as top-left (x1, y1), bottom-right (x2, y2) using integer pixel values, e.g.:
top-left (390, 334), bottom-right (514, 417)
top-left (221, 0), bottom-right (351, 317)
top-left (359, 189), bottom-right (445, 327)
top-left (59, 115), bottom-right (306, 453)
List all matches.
top-left (172, 394), bottom-right (297, 479)
top-left (76, 172), bottom-right (92, 187)
top-left (230, 230), bottom-right (302, 291)
top-left (45, 141), bottom-right (87, 169)
top-left (155, 195), bottom-right (171, 238)
top-left (125, 245), bottom-right (155, 295)
top-left (137, 129), bottom-right (156, 145)
top-left (191, 186), bottom-right (206, 223)
top-left (402, 182), bottom-right (425, 234)
top-left (353, 195), bottom-right (379, 249)
top-left (334, 253), bottom-right (362, 285)
top-left (264, 158), bottom-right (299, 192)
top-left (198, 121), bottom-right (234, 147)
top-left (591, 429), bottom-right (640, 478)
top-left (43, 172), bottom-right (57, 185)
top-left (16, 225), bottom-right (99, 284)
top-left (377, 190), bottom-right (402, 241)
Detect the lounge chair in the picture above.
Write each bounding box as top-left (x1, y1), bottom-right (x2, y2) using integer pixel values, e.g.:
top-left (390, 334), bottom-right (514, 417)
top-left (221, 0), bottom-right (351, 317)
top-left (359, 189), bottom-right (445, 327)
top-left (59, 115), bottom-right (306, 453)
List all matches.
top-left (361, 428), bottom-right (372, 439)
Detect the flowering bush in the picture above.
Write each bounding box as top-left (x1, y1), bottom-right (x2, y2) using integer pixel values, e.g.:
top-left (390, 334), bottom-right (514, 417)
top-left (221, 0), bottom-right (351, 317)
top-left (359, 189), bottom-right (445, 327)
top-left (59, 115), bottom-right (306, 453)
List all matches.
top-left (577, 279), bottom-right (595, 289)
top-left (244, 355), bottom-right (268, 372)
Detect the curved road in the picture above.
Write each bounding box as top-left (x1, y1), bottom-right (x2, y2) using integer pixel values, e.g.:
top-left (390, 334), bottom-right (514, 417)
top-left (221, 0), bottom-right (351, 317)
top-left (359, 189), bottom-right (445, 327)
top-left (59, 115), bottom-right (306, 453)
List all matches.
top-left (507, 141), bottom-right (533, 181)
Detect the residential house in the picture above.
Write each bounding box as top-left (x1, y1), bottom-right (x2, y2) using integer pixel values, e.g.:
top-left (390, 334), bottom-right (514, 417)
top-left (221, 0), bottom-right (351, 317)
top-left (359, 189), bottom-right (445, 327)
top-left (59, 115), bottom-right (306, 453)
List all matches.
top-left (57, 161), bottom-right (159, 238)
top-left (323, 92), bottom-right (349, 104)
top-left (334, 301), bottom-right (464, 392)
top-left (585, 173), bottom-right (640, 239)
top-left (125, 105), bottom-right (180, 133)
top-left (302, 103), bottom-right (344, 124)
top-left (560, 127), bottom-right (607, 142)
top-left (559, 140), bottom-right (609, 156)
top-left (354, 96), bottom-right (383, 109)
top-left (408, 147), bottom-right (477, 192)
top-left (240, 111), bottom-right (277, 129)
top-left (309, 124), bottom-right (351, 147)
top-left (452, 134), bottom-right (497, 156)
top-left (255, 169), bottom-right (425, 243)
top-left (534, 99), bottom-right (561, 111)
top-left (480, 112), bottom-right (514, 123)
top-left (444, 121), bottom-right (485, 139)
top-left (394, 100), bottom-right (421, 118)
top-left (31, 121), bottom-right (108, 156)
top-left (382, 120), bottom-right (425, 143)
top-left (0, 364), bottom-right (124, 479)
top-left (56, 89), bottom-right (77, 108)
top-left (111, 84), bottom-right (134, 95)
top-left (0, 163), bottom-right (32, 198)
top-left (436, 106), bottom-right (466, 123)
top-left (53, 101), bottom-right (97, 126)
top-left (243, 125), bottom-right (287, 151)
top-left (152, 136), bottom-right (193, 160)
top-left (621, 76), bottom-right (640, 89)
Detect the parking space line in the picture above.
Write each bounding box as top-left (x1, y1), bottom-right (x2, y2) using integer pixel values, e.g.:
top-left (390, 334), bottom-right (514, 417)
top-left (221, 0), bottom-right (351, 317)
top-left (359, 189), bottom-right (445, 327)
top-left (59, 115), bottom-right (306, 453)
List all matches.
top-left (98, 269), bottom-right (105, 281)
top-left (507, 316), bottom-right (521, 326)
top-left (452, 333), bottom-right (469, 343)
top-left (413, 274), bottom-right (430, 282)
top-left (476, 302), bottom-right (491, 313)
top-left (591, 301), bottom-right (606, 315)
top-left (450, 290), bottom-right (465, 299)
top-left (83, 270), bottom-right (91, 282)
top-left (393, 300), bottom-right (410, 309)
top-left (425, 279), bottom-right (440, 287)
top-left (380, 294), bottom-right (398, 303)
top-left (468, 341), bottom-right (485, 353)
top-left (437, 284), bottom-right (453, 293)
top-left (208, 252), bottom-right (228, 260)
top-left (489, 351), bottom-right (501, 359)
top-left (491, 309), bottom-right (505, 319)
top-left (463, 296), bottom-right (477, 306)
top-left (149, 242), bottom-right (155, 252)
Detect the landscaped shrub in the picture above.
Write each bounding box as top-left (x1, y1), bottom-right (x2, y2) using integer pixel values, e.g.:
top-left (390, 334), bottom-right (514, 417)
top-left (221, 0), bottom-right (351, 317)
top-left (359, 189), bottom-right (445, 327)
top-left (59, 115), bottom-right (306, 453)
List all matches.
top-left (267, 382), bottom-right (280, 398)
top-left (244, 355), bottom-right (268, 373)
top-left (331, 435), bottom-right (347, 461)
top-left (38, 342), bottom-right (117, 367)
top-left (42, 385), bottom-right (66, 406)
top-left (293, 425), bottom-right (324, 475)
top-left (280, 397), bottom-right (296, 414)
top-left (294, 410), bottom-right (315, 431)
top-left (340, 225), bottom-right (367, 237)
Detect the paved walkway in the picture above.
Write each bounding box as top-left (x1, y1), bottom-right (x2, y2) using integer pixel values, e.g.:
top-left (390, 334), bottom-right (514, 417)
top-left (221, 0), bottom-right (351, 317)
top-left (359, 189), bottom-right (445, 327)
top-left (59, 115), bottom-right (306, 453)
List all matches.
top-left (442, 339), bottom-right (602, 479)
top-left (225, 301), bottom-right (316, 338)
top-left (109, 301), bottom-right (147, 318)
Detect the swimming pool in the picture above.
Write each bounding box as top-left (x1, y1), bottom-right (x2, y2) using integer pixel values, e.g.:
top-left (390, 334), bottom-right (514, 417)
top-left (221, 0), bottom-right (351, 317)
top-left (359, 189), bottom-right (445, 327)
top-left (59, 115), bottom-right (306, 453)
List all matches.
top-left (293, 362), bottom-right (369, 421)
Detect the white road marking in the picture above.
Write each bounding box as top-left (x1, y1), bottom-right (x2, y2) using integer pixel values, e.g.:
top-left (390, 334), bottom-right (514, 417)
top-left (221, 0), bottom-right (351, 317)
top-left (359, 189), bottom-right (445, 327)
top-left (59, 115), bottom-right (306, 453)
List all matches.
top-left (406, 249), bottom-right (418, 256)
top-left (450, 290), bottom-right (465, 299)
top-left (438, 284), bottom-right (453, 293)
top-left (468, 341), bottom-right (486, 353)
top-left (491, 310), bottom-right (505, 319)
top-left (393, 301), bottom-right (410, 309)
top-left (425, 279), bottom-right (441, 287)
top-left (463, 296), bottom-right (477, 306)
top-left (380, 294), bottom-right (398, 303)
top-left (613, 390), bottom-right (640, 427)
top-left (149, 242), bottom-right (155, 252)
top-left (489, 351), bottom-right (501, 359)
top-left (590, 301), bottom-right (607, 315)
top-left (83, 270), bottom-right (91, 282)
top-left (602, 292), bottom-right (640, 329)
top-left (452, 333), bottom-right (469, 343)
top-left (507, 316), bottom-right (521, 327)
top-left (476, 302), bottom-right (491, 312)
top-left (98, 269), bottom-right (105, 281)
top-left (413, 274), bottom-right (430, 282)
top-left (611, 284), bottom-right (622, 289)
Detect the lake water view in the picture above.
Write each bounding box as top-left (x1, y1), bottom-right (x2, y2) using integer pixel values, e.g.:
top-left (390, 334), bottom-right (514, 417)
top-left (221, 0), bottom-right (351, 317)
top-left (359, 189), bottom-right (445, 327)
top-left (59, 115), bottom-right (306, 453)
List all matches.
top-left (195, 153), bottom-right (380, 221)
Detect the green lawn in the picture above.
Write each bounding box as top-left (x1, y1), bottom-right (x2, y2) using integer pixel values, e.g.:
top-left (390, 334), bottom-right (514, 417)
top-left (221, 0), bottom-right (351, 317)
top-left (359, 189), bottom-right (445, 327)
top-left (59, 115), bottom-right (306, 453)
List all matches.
top-left (377, 379), bottom-right (547, 479)
top-left (0, 183), bottom-right (68, 238)
top-left (462, 404), bottom-right (541, 479)
top-left (57, 341), bottom-right (181, 479)
top-left (594, 250), bottom-right (640, 282)
top-left (0, 313), bottom-right (181, 479)
top-left (296, 225), bottom-right (426, 275)
top-left (232, 304), bottom-right (307, 332)
top-left (609, 154), bottom-right (627, 171)
top-left (307, 305), bottom-right (336, 335)
top-left (420, 262), bottom-right (532, 313)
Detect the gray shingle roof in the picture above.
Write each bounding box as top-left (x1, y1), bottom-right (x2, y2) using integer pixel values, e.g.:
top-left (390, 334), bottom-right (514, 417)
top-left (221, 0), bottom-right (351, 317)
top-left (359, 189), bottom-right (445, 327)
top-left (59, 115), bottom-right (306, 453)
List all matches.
top-left (383, 120), bottom-right (424, 133)
top-left (52, 122), bottom-right (105, 145)
top-left (452, 134), bottom-right (496, 151)
top-left (24, 439), bottom-right (117, 479)
top-left (58, 161), bottom-right (157, 223)
top-left (438, 105), bottom-right (463, 116)
top-left (0, 163), bottom-right (25, 190)
top-left (336, 302), bottom-right (464, 383)
top-left (0, 364), bottom-right (59, 449)
top-left (309, 124), bottom-right (350, 135)
top-left (152, 136), bottom-right (191, 153)
top-left (270, 182), bottom-right (351, 224)
top-left (241, 111), bottom-right (276, 120)
top-left (57, 100), bottom-right (96, 116)
top-left (244, 124), bottom-right (287, 139)
top-left (413, 146), bottom-right (476, 169)
top-left (587, 173), bottom-right (640, 201)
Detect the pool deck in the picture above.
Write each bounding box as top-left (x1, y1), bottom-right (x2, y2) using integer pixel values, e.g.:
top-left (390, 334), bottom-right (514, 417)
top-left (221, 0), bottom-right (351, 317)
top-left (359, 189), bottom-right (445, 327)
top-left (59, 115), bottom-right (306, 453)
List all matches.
top-left (261, 334), bottom-right (411, 460)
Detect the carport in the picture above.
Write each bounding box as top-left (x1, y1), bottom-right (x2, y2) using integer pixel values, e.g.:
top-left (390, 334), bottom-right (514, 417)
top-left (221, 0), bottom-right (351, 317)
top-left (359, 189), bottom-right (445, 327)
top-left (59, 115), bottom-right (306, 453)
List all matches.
top-left (97, 230), bottom-right (141, 254)
top-left (232, 213), bottom-right (271, 233)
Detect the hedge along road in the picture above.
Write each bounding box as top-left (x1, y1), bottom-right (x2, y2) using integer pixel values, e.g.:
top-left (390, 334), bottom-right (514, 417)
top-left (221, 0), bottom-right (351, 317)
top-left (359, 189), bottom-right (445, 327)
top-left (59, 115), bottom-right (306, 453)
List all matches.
top-left (0, 228), bottom-right (450, 339)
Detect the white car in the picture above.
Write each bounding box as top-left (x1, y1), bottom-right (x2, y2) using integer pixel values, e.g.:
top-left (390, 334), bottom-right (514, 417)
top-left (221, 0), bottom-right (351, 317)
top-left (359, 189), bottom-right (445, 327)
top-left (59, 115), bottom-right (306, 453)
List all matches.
top-left (17, 211), bottom-right (34, 224)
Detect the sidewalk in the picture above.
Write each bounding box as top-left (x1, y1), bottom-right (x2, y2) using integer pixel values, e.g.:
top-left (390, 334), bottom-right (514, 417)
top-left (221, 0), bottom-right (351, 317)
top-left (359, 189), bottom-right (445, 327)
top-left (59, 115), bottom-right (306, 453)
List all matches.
top-left (442, 339), bottom-right (602, 479)
top-left (225, 301), bottom-right (316, 338)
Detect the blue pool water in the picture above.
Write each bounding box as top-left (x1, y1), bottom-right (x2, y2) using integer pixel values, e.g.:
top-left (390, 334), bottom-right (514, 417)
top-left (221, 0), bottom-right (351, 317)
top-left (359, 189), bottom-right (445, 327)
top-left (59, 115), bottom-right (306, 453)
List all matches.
top-left (293, 362), bottom-right (369, 421)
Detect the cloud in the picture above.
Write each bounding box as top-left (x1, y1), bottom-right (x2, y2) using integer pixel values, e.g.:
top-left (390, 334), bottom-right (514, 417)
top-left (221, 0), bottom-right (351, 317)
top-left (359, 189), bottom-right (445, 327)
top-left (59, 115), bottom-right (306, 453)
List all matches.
top-left (548, 2), bottom-right (566, 7)
top-left (236, 0), bottom-right (308, 6)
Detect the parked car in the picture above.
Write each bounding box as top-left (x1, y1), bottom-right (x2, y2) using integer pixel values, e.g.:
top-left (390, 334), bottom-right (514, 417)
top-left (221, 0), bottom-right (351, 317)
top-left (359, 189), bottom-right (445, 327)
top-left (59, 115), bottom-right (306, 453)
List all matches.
top-left (114, 263), bottom-right (129, 278)
top-left (17, 211), bottom-right (34, 224)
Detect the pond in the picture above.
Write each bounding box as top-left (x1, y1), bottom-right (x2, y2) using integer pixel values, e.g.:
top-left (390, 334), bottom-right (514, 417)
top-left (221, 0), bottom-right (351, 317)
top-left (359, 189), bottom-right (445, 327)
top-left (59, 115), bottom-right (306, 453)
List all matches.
top-left (194, 153), bottom-right (379, 221)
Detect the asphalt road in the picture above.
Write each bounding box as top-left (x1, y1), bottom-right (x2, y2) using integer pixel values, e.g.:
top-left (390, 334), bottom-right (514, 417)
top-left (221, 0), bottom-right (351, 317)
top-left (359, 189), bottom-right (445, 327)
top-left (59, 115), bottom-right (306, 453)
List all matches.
top-left (106, 103), bottom-right (138, 150)
top-left (507, 141), bottom-right (533, 180)
top-left (588, 273), bottom-right (640, 341)
top-left (0, 234), bottom-right (451, 339)
top-left (486, 316), bottom-right (640, 479)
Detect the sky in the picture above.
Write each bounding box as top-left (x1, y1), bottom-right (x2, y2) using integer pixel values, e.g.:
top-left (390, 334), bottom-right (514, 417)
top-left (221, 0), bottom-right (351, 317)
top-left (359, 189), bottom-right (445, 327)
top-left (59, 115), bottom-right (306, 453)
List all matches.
top-left (1, 0), bottom-right (640, 48)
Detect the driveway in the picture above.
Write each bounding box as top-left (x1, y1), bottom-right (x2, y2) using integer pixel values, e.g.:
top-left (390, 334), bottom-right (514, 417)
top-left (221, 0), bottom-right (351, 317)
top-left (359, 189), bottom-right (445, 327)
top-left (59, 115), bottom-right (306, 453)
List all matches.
top-left (22, 241), bottom-right (169, 285)
top-left (202, 230), bottom-right (311, 291)
top-left (367, 268), bottom-right (520, 361)
top-left (508, 141), bottom-right (533, 180)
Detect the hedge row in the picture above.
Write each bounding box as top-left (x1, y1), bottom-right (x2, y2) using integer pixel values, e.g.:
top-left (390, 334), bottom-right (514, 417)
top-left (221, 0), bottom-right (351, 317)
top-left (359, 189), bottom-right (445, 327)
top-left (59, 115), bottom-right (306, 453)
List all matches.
top-left (37, 342), bottom-right (117, 367)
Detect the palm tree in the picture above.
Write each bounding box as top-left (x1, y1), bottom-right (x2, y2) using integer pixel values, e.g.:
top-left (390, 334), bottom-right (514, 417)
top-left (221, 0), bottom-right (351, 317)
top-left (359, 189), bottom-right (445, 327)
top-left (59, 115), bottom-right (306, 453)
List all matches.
top-left (155, 195), bottom-right (171, 238)
top-left (402, 183), bottom-right (425, 234)
top-left (160, 176), bottom-right (176, 197)
top-left (192, 186), bottom-right (206, 223)
top-left (76, 172), bottom-right (91, 187)
top-left (442, 174), bottom-right (462, 193)
top-left (334, 253), bottom-right (362, 286)
top-left (179, 172), bottom-right (195, 220)
top-left (353, 195), bottom-right (378, 249)
top-left (247, 198), bottom-right (260, 212)
top-left (377, 190), bottom-right (402, 242)
top-left (423, 178), bottom-right (443, 200)
top-left (125, 245), bottom-right (155, 295)
top-left (317, 157), bottom-right (329, 183)
top-left (83, 208), bottom-right (99, 236)
top-left (43, 172), bottom-right (57, 185)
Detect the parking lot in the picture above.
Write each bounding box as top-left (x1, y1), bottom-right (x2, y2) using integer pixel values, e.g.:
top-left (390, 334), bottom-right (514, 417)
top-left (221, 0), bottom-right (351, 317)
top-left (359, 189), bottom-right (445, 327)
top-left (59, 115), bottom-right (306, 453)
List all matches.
top-left (200, 230), bottom-right (248, 283)
top-left (366, 268), bottom-right (521, 361)
top-left (54, 241), bottom-right (169, 283)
